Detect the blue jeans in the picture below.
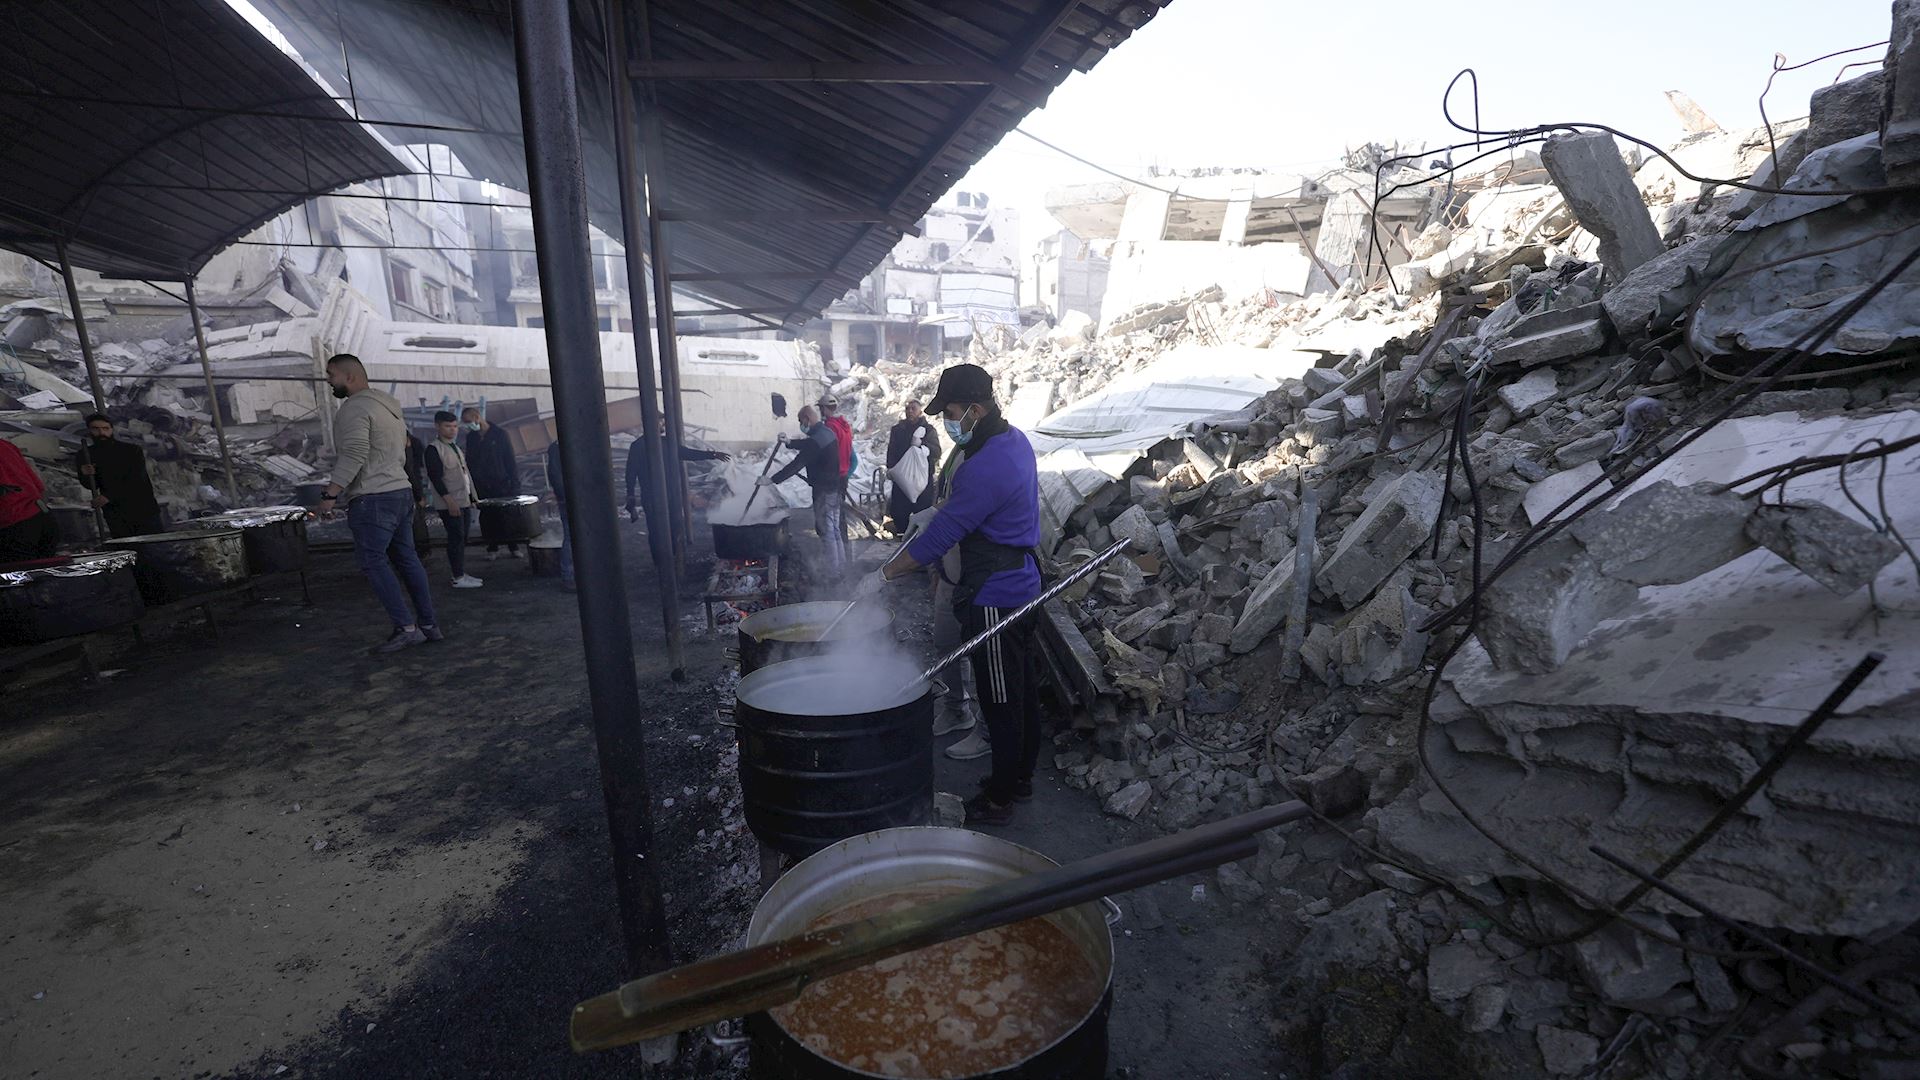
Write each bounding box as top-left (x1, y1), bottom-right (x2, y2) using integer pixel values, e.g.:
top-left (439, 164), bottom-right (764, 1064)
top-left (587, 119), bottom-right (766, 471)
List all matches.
top-left (348, 488), bottom-right (438, 630)
top-left (438, 506), bottom-right (473, 579)
top-left (556, 499), bottom-right (574, 585)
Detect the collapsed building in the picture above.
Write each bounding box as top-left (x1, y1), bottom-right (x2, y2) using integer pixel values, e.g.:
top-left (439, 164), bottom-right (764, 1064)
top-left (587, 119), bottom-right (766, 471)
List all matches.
top-left (825, 28), bottom-right (1920, 1078)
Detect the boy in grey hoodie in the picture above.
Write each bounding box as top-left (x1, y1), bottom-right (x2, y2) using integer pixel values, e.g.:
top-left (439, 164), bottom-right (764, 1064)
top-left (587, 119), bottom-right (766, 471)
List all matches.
top-left (314, 354), bottom-right (440, 651)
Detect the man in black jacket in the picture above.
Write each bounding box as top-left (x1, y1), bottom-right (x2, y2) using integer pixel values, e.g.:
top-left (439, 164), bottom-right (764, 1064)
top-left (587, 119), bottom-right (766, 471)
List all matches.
top-left (624, 418), bottom-right (731, 523)
top-left (78, 414), bottom-right (163, 537)
top-left (884, 398), bottom-right (942, 533)
top-left (759, 405), bottom-right (845, 574)
top-left (461, 406), bottom-right (521, 557)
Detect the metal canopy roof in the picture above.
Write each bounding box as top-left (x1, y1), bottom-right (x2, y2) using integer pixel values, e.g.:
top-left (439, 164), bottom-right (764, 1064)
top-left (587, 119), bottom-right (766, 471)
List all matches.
top-left (0, 0), bottom-right (411, 281)
top-left (248, 0), bottom-right (1171, 329)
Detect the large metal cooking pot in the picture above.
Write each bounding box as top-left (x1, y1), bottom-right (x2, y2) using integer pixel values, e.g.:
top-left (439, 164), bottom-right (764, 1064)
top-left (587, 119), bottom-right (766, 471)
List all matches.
top-left (196, 505), bottom-right (309, 575)
top-left (477, 495), bottom-right (543, 543)
top-left (732, 656), bottom-right (933, 858)
top-left (0, 551), bottom-right (145, 645)
top-left (45, 505), bottom-right (97, 547)
top-left (714, 518), bottom-right (789, 559)
top-left (741, 826), bottom-right (1114, 1079)
top-left (102, 529), bottom-right (247, 605)
top-left (734, 601), bottom-right (895, 675)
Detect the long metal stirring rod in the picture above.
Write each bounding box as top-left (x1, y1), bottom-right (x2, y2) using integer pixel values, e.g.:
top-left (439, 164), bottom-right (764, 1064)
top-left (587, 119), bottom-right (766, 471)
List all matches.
top-left (899, 537), bottom-right (1133, 695)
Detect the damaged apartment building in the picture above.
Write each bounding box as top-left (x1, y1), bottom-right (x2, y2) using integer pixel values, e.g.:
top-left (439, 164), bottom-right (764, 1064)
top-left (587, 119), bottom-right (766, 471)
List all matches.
top-left (825, 14), bottom-right (1920, 1077)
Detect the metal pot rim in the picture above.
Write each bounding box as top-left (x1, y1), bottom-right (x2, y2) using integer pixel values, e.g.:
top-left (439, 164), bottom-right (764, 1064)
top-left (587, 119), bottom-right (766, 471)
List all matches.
top-left (477, 495), bottom-right (540, 506)
top-left (735, 655), bottom-right (927, 714)
top-left (197, 505), bottom-right (308, 527)
top-left (747, 825), bottom-right (1115, 1078)
top-left (0, 549), bottom-right (138, 587)
top-left (738, 601), bottom-right (893, 643)
top-left (103, 528), bottom-right (243, 544)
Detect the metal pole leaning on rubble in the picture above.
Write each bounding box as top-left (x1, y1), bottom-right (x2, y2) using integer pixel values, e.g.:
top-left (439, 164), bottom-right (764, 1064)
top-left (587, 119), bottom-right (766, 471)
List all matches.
top-left (54, 240), bottom-right (106, 413)
top-left (602, 0), bottom-right (684, 679)
top-left (511, 0), bottom-right (672, 978)
top-left (184, 279), bottom-right (240, 504)
top-left (904, 538), bottom-right (1132, 694)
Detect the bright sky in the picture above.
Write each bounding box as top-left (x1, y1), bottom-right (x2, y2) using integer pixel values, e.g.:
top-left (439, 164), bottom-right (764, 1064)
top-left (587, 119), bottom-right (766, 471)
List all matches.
top-left (959, 0), bottom-right (1893, 257)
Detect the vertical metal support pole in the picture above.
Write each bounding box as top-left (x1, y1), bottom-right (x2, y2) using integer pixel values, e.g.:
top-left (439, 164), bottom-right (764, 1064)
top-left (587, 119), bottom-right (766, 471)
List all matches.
top-left (511, 0), bottom-right (672, 978)
top-left (185, 279), bottom-right (240, 504)
top-left (55, 240), bottom-right (107, 412)
top-left (1279, 480), bottom-right (1318, 681)
top-left (641, 114), bottom-right (691, 568)
top-left (603, 0), bottom-right (685, 679)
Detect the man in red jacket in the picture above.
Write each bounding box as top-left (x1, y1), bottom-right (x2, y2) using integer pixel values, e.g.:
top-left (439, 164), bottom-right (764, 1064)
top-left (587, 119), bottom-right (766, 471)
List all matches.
top-left (0, 438), bottom-right (59, 561)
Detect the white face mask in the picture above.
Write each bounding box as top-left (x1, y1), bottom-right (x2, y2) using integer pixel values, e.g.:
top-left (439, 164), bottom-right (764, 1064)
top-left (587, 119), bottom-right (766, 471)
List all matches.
top-left (943, 405), bottom-right (977, 445)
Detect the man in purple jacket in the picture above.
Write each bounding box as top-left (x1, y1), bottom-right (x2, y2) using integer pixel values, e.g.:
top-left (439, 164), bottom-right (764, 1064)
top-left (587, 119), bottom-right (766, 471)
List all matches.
top-left (865, 363), bottom-right (1042, 825)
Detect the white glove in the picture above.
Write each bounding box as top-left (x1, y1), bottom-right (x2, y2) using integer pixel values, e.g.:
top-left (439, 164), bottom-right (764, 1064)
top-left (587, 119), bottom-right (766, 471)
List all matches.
top-left (754, 475), bottom-right (775, 488)
top-left (904, 507), bottom-right (938, 539)
top-left (853, 569), bottom-right (889, 599)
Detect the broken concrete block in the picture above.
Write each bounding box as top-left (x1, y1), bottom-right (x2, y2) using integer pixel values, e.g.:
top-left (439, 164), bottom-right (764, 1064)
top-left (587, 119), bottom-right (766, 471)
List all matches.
top-left (1108, 504), bottom-right (1159, 554)
top-left (1339, 394), bottom-right (1370, 426)
top-left (1809, 69), bottom-right (1889, 152)
top-left (1553, 431), bottom-right (1616, 468)
top-left (1489, 307), bottom-right (1608, 369)
top-left (1192, 613), bottom-right (1235, 646)
top-left (1463, 984), bottom-right (1508, 1033)
top-left (1293, 761), bottom-right (1366, 817)
top-left (1201, 563), bottom-right (1249, 599)
top-left (1260, 529), bottom-right (1293, 565)
top-left (1477, 536), bottom-right (1639, 672)
top-left (1229, 556), bottom-right (1296, 654)
top-left (1177, 641), bottom-right (1228, 673)
top-left (1570, 480), bottom-right (1756, 586)
top-left (1301, 366), bottom-right (1345, 396)
top-left (1104, 780), bottom-right (1153, 820)
top-left (1497, 368), bottom-right (1559, 416)
top-left (1217, 861), bottom-right (1264, 904)
top-left (1687, 952), bottom-right (1739, 1014)
top-left (1884, 0), bottom-right (1920, 184)
top-left (1111, 602), bottom-right (1175, 644)
top-left (1427, 942), bottom-right (1502, 1003)
top-left (1572, 918), bottom-right (1690, 1005)
top-left (1145, 614), bottom-right (1196, 650)
top-left (1317, 470), bottom-right (1444, 607)
top-left (1366, 863), bottom-right (1430, 895)
top-left (1600, 236), bottom-right (1718, 340)
top-left (1329, 575), bottom-right (1431, 685)
top-left (1540, 132), bottom-right (1665, 280)
top-left (1746, 501), bottom-right (1903, 594)
top-left (1295, 408), bottom-right (1343, 446)
top-left (1536, 1026), bottom-right (1599, 1076)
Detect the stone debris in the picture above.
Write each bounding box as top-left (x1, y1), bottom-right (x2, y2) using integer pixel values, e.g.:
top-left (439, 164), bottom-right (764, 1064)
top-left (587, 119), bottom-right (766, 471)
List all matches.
top-left (1745, 501), bottom-right (1904, 594)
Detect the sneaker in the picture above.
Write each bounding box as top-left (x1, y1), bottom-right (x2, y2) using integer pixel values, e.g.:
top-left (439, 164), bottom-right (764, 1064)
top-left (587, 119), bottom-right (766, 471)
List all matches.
top-left (978, 775), bottom-right (1034, 802)
top-left (963, 791), bottom-right (1014, 826)
top-left (375, 627), bottom-right (427, 653)
top-left (932, 704), bottom-right (977, 738)
top-left (453, 575), bottom-right (484, 588)
top-left (420, 625), bottom-right (445, 642)
top-left (945, 729), bottom-right (991, 761)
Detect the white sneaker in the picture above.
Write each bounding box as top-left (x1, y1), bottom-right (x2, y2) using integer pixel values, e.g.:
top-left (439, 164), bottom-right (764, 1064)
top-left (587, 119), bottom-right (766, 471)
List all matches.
top-left (453, 574), bottom-right (484, 588)
top-left (945, 729), bottom-right (991, 760)
top-left (932, 702), bottom-right (978, 737)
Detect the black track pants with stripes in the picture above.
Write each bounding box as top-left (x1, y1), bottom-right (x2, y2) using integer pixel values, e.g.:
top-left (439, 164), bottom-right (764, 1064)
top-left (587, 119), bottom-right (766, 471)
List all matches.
top-left (960, 603), bottom-right (1041, 803)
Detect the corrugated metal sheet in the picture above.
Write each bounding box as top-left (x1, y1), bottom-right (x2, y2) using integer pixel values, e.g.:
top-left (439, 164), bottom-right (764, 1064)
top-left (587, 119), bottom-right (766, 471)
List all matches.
top-left (248, 0), bottom-right (1172, 326)
top-left (0, 0), bottom-right (410, 280)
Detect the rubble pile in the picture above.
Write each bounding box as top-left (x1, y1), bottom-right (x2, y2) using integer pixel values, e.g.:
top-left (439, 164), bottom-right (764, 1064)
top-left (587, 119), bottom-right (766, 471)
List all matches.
top-left (992, 60), bottom-right (1920, 1080)
top-left (2, 300), bottom-right (321, 518)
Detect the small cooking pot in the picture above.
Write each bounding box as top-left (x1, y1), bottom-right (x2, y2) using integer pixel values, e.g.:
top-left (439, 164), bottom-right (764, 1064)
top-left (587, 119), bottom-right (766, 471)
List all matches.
top-left (293, 481), bottom-right (331, 506)
top-left (733, 601), bottom-right (894, 675)
top-left (737, 826), bottom-right (1115, 1079)
top-left (730, 655), bottom-right (933, 858)
top-left (0, 550), bottom-right (145, 645)
top-left (713, 518), bottom-right (789, 559)
top-left (527, 535), bottom-right (564, 577)
top-left (478, 495), bottom-right (543, 543)
top-left (102, 529), bottom-right (247, 605)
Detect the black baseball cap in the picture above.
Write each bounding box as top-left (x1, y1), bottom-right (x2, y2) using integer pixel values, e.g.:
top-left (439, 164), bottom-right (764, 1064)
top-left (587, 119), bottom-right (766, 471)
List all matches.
top-left (927, 363), bottom-right (994, 415)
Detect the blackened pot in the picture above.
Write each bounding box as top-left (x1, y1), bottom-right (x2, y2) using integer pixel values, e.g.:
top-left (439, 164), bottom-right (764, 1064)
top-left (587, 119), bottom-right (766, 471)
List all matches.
top-left (713, 519), bottom-right (789, 559)
top-left (102, 529), bottom-right (247, 604)
top-left (741, 826), bottom-right (1114, 1080)
top-left (732, 656), bottom-right (933, 858)
top-left (477, 495), bottom-right (543, 543)
top-left (0, 551), bottom-right (145, 644)
top-left (735, 601), bottom-right (894, 675)
top-left (197, 506), bottom-right (309, 575)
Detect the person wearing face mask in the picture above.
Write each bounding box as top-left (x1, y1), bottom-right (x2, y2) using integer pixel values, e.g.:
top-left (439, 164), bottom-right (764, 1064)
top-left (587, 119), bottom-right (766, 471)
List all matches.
top-left (759, 404), bottom-right (846, 574)
top-left (315, 354), bottom-right (441, 653)
top-left (77, 413), bottom-right (163, 538)
top-left (859, 363), bottom-right (1042, 825)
